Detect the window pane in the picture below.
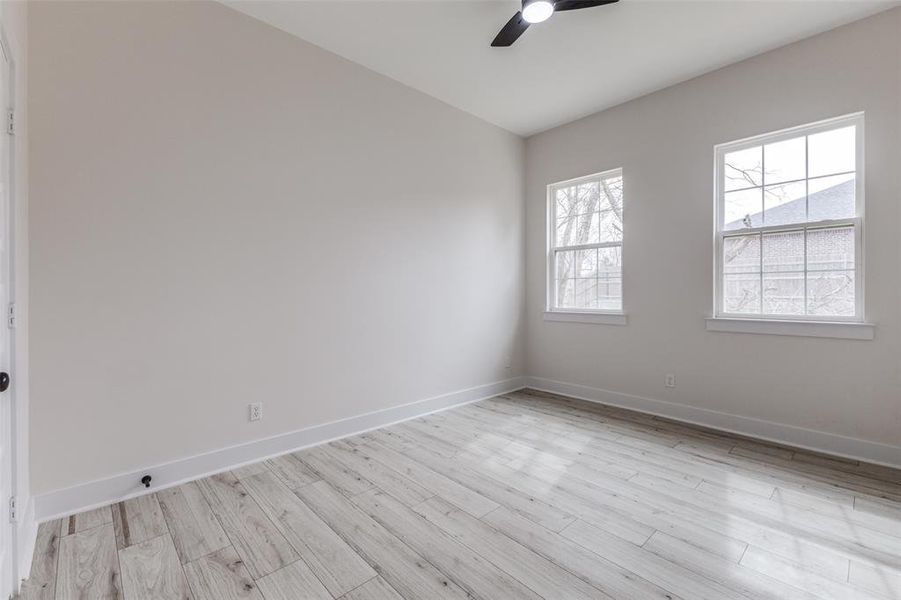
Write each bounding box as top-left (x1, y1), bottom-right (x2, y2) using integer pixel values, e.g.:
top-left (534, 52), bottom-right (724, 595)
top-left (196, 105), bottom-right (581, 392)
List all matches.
top-left (556, 211), bottom-right (599, 247)
top-left (577, 248), bottom-right (598, 277)
top-left (598, 246), bottom-right (622, 272)
top-left (809, 125), bottom-right (855, 178)
top-left (723, 274), bottom-right (760, 314)
top-left (555, 181), bottom-right (598, 216)
top-left (554, 185), bottom-right (578, 215)
top-left (554, 178), bottom-right (615, 247)
top-left (598, 246), bottom-right (623, 310)
top-left (763, 273), bottom-right (804, 315)
top-left (574, 278), bottom-right (599, 309)
top-left (763, 181), bottom-right (806, 227)
top-left (807, 227), bottom-right (854, 272)
top-left (598, 209), bottom-right (623, 243)
top-left (556, 277), bottom-right (575, 308)
top-left (808, 174), bottom-right (855, 222)
top-left (764, 136), bottom-right (805, 185)
top-left (598, 175), bottom-right (624, 243)
top-left (724, 188), bottom-right (762, 230)
top-left (724, 146), bottom-right (762, 191)
top-left (723, 234), bottom-right (760, 274)
top-left (554, 247), bottom-right (621, 310)
top-left (763, 230), bottom-right (804, 273)
top-left (807, 271), bottom-right (855, 317)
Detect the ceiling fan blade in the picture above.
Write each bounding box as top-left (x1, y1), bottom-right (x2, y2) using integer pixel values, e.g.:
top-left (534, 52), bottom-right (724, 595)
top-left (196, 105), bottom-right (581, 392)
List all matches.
top-left (553, 0), bottom-right (618, 11)
top-left (491, 12), bottom-right (530, 47)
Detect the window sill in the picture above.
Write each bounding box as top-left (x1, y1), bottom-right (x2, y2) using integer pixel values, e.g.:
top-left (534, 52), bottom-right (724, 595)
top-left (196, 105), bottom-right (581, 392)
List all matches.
top-left (544, 311), bottom-right (628, 326)
top-left (705, 318), bottom-right (874, 340)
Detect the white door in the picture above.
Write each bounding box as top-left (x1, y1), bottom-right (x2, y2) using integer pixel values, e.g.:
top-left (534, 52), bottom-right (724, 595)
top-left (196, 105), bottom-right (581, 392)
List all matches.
top-left (0, 34), bottom-right (13, 598)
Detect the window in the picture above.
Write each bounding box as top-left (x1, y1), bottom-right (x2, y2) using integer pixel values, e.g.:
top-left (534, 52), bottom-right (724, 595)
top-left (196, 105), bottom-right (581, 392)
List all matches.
top-left (715, 114), bottom-right (863, 322)
top-left (548, 169), bottom-right (623, 314)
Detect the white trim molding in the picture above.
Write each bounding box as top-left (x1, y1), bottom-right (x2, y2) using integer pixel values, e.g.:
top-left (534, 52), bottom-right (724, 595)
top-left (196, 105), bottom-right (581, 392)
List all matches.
top-left (524, 376), bottom-right (901, 469)
top-left (15, 498), bottom-right (35, 591)
top-left (706, 317), bottom-right (874, 340)
top-left (34, 377), bottom-right (525, 522)
top-left (544, 311), bottom-right (627, 326)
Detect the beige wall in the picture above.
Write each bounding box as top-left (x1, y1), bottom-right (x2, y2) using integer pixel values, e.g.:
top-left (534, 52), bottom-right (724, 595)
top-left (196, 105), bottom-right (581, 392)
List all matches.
top-left (28, 1), bottom-right (524, 495)
top-left (525, 9), bottom-right (901, 448)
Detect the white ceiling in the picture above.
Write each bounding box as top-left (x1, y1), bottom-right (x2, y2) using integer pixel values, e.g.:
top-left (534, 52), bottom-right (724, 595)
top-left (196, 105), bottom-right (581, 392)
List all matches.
top-left (226, 0), bottom-right (898, 136)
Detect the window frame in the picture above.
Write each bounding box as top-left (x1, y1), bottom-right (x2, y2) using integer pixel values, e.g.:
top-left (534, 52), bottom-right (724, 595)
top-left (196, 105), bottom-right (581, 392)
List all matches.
top-left (713, 113), bottom-right (865, 323)
top-left (546, 168), bottom-right (625, 316)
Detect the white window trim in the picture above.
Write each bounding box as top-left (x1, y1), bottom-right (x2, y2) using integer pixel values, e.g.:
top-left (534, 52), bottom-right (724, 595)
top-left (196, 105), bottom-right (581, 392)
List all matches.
top-left (543, 311), bottom-right (628, 326)
top-left (711, 113), bottom-right (868, 330)
top-left (546, 168), bottom-right (626, 321)
top-left (705, 318), bottom-right (874, 340)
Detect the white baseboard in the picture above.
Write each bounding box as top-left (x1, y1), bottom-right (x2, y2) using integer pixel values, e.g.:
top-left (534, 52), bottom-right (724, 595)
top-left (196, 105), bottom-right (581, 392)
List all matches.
top-left (34, 377), bottom-right (525, 522)
top-left (524, 376), bottom-right (901, 470)
top-left (14, 497), bottom-right (36, 595)
top-left (32, 373), bottom-right (901, 524)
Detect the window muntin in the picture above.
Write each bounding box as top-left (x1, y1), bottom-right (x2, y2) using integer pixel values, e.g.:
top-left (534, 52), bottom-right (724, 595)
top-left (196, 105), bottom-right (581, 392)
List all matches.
top-left (715, 114), bottom-right (863, 321)
top-left (548, 169), bottom-right (623, 313)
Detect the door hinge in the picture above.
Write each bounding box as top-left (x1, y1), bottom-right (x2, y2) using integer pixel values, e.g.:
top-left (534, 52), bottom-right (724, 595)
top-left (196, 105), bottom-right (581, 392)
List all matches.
top-left (6, 110), bottom-right (13, 135)
top-left (7, 303), bottom-right (14, 329)
top-left (8, 496), bottom-right (16, 523)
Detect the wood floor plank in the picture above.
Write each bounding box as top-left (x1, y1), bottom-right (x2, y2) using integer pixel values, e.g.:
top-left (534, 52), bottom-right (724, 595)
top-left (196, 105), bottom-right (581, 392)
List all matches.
top-left (848, 560), bottom-right (901, 599)
top-left (338, 577), bottom-right (404, 600)
top-left (196, 472), bottom-right (299, 579)
top-left (855, 495), bottom-right (901, 522)
top-left (183, 546), bottom-right (263, 600)
top-left (644, 531), bottom-right (824, 600)
top-left (351, 489), bottom-right (545, 600)
top-left (119, 535), bottom-right (193, 600)
top-left (794, 450), bottom-right (901, 486)
top-left (60, 506), bottom-right (113, 537)
top-left (698, 480), bottom-right (901, 546)
top-left (470, 401), bottom-right (741, 495)
top-left (241, 470), bottom-right (376, 597)
top-left (475, 455), bottom-right (659, 546)
top-left (357, 438), bottom-right (499, 518)
top-left (560, 518), bottom-right (750, 600)
top-left (255, 560), bottom-right (332, 600)
top-left (263, 453), bottom-right (319, 490)
top-left (578, 468), bottom-right (884, 574)
top-left (698, 442), bottom-right (901, 503)
top-left (56, 524), bottom-right (122, 600)
top-left (19, 519), bottom-right (63, 600)
top-left (112, 493), bottom-right (168, 550)
top-left (230, 463), bottom-right (269, 480)
top-left (157, 482), bottom-right (230, 564)
top-left (482, 506), bottom-right (682, 600)
top-left (294, 445), bottom-right (375, 496)
top-left (413, 497), bottom-right (617, 600)
top-left (740, 546), bottom-right (886, 600)
top-left (367, 428), bottom-right (576, 531)
top-left (476, 450), bottom-right (745, 559)
top-left (326, 439), bottom-right (434, 506)
top-left (295, 480), bottom-right (472, 600)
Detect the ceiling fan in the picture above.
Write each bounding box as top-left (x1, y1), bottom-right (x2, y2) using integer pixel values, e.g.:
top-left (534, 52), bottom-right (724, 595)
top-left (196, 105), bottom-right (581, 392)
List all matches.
top-left (491, 0), bottom-right (619, 47)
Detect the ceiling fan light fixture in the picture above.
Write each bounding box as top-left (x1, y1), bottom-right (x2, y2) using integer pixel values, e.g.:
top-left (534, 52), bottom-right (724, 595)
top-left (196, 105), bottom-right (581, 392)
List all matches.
top-left (522, 0), bottom-right (554, 24)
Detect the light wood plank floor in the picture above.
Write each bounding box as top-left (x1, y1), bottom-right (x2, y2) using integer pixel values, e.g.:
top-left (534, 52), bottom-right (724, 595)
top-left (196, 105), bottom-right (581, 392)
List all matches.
top-left (20, 389), bottom-right (901, 600)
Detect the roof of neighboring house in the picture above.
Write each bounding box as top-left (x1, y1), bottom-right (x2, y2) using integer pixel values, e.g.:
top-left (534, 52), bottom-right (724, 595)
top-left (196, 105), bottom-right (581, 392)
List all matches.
top-left (725, 179), bottom-right (854, 230)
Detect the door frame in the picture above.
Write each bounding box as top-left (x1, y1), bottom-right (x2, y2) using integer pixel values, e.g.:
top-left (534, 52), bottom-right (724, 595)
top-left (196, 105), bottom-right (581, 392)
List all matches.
top-left (0, 23), bottom-right (21, 599)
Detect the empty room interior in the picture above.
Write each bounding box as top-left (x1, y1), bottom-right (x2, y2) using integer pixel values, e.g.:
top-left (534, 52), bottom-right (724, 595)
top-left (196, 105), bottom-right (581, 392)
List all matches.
top-left (0, 0), bottom-right (899, 598)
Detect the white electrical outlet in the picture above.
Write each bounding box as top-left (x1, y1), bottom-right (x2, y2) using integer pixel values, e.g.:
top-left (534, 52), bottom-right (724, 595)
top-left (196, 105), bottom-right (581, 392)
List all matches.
top-left (665, 374), bottom-right (676, 388)
top-left (249, 402), bottom-right (263, 422)
top-left (505, 355), bottom-right (512, 369)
